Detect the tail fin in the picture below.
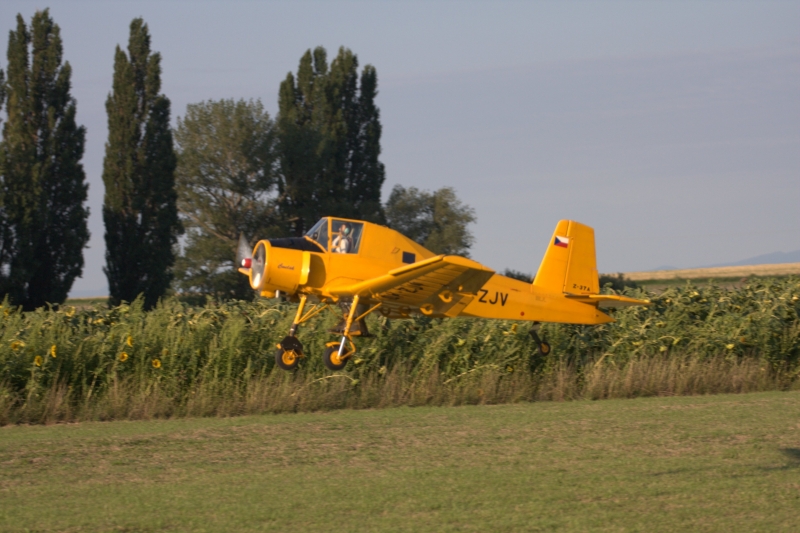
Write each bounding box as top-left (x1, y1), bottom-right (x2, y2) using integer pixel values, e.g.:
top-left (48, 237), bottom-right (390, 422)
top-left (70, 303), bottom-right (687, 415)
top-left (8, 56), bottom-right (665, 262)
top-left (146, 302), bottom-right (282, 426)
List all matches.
top-left (532, 220), bottom-right (599, 295)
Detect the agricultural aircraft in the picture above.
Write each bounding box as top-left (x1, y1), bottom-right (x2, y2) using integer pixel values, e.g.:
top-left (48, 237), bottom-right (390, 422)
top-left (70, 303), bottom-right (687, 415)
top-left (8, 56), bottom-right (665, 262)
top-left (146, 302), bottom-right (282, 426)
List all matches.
top-left (237, 218), bottom-right (649, 371)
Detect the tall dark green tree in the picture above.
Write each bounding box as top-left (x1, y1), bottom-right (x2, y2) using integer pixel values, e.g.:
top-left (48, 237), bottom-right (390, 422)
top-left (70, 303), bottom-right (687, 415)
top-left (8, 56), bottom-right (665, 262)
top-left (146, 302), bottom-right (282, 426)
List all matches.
top-left (173, 99), bottom-right (278, 301)
top-left (385, 185), bottom-right (476, 256)
top-left (277, 46), bottom-right (385, 236)
top-left (0, 11), bottom-right (89, 310)
top-left (102, 18), bottom-right (180, 309)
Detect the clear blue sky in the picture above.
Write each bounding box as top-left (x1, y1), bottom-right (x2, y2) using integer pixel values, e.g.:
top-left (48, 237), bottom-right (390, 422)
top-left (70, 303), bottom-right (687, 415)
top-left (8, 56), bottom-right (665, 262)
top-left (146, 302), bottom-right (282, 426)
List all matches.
top-left (1, 1), bottom-right (798, 296)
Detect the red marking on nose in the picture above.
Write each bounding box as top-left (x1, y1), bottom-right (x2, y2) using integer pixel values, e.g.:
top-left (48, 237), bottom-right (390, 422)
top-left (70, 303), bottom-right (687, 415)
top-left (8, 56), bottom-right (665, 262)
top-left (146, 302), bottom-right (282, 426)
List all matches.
top-left (520, 311), bottom-right (525, 316)
top-left (242, 258), bottom-right (252, 268)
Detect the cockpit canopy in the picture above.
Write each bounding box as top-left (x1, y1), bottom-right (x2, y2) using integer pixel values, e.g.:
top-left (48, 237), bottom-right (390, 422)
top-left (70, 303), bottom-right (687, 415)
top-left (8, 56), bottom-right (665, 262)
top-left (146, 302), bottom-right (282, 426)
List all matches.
top-left (262, 217), bottom-right (366, 255)
top-left (305, 217), bottom-right (364, 254)
top-left (305, 218), bottom-right (328, 250)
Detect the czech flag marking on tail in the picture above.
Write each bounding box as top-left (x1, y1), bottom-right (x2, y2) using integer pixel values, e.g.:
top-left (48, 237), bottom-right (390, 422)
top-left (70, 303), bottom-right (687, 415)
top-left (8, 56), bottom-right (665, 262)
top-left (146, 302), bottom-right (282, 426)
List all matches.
top-left (554, 236), bottom-right (569, 248)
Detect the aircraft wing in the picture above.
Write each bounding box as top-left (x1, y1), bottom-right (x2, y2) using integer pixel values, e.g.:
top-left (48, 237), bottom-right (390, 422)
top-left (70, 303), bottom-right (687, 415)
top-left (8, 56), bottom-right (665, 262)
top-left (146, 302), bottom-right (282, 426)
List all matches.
top-left (564, 293), bottom-right (650, 309)
top-left (329, 255), bottom-right (495, 317)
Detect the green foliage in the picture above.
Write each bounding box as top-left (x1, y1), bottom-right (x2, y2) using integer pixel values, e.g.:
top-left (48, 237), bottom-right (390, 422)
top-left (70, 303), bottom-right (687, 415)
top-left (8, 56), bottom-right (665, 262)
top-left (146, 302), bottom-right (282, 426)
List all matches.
top-left (1, 278), bottom-right (798, 422)
top-left (0, 10), bottom-right (89, 311)
top-left (544, 279), bottom-right (800, 371)
top-left (503, 269), bottom-right (533, 283)
top-left (102, 18), bottom-right (180, 310)
top-left (385, 185), bottom-right (476, 256)
top-left (277, 46), bottom-right (385, 236)
top-left (599, 272), bottom-right (638, 291)
top-left (173, 99), bottom-right (278, 301)
top-left (501, 271), bottom-right (640, 291)
top-left (0, 68), bottom-right (4, 124)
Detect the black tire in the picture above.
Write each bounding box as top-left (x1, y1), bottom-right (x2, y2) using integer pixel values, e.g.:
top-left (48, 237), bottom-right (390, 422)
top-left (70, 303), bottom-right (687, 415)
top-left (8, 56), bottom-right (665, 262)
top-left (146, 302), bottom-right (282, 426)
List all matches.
top-left (539, 341), bottom-right (551, 356)
top-left (275, 336), bottom-right (303, 371)
top-left (322, 346), bottom-right (348, 371)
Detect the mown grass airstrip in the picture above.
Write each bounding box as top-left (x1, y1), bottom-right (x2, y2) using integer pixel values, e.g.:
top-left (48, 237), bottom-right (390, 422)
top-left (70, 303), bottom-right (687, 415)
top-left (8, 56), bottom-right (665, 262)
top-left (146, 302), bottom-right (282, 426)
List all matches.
top-left (1, 391), bottom-right (799, 532)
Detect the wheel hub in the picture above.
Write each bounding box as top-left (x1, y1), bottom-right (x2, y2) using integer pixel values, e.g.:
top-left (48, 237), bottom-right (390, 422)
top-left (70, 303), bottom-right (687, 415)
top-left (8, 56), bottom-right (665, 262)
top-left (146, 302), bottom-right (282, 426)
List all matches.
top-left (282, 350), bottom-right (297, 365)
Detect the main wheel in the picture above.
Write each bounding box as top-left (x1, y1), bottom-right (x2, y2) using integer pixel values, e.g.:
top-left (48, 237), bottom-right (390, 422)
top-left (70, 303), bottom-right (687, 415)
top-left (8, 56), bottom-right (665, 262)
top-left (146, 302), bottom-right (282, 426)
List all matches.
top-left (275, 336), bottom-right (303, 371)
top-left (538, 341), bottom-right (551, 356)
top-left (322, 346), bottom-right (348, 371)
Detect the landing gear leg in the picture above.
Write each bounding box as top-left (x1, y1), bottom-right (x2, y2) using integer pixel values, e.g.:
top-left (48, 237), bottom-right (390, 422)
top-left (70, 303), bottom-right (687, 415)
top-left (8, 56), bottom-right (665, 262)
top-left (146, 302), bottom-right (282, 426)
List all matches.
top-left (529, 322), bottom-right (551, 355)
top-left (323, 295), bottom-right (360, 371)
top-left (275, 295), bottom-right (308, 371)
top-left (322, 297), bottom-right (382, 371)
top-left (288, 294), bottom-right (307, 338)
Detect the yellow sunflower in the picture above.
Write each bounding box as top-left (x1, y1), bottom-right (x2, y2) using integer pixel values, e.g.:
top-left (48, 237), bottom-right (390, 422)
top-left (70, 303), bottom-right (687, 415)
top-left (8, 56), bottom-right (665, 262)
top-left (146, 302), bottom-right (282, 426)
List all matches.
top-left (119, 352), bottom-right (129, 362)
top-left (10, 340), bottom-right (24, 351)
top-left (152, 358), bottom-right (162, 369)
top-left (126, 335), bottom-right (134, 347)
top-left (50, 345), bottom-right (57, 358)
top-left (34, 355), bottom-right (43, 367)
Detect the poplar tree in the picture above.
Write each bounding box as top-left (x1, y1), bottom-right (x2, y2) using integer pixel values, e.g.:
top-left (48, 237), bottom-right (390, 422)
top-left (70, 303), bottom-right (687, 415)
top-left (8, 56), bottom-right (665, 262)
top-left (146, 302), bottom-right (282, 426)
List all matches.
top-left (277, 46), bottom-right (385, 236)
top-left (0, 11), bottom-right (89, 310)
top-left (102, 19), bottom-right (180, 309)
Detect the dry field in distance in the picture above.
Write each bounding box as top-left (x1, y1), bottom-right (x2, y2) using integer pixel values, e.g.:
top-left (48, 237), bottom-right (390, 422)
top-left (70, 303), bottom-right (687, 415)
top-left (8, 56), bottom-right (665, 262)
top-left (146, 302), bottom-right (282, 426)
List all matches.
top-left (619, 262), bottom-right (800, 282)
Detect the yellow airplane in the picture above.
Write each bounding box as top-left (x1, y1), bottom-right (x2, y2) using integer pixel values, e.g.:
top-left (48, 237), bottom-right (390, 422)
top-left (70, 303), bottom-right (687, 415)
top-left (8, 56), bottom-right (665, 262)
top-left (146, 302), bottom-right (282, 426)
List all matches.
top-left (238, 217), bottom-right (649, 371)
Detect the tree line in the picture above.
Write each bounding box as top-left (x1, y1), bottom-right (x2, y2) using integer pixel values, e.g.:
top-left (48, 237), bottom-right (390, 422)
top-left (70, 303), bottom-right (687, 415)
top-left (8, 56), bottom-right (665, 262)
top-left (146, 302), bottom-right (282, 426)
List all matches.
top-left (0, 11), bottom-right (477, 310)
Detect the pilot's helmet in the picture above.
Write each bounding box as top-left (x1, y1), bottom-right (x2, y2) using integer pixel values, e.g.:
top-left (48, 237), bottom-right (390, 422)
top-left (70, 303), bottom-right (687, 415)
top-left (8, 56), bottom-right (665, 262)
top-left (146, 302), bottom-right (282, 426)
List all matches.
top-left (342, 225), bottom-right (351, 236)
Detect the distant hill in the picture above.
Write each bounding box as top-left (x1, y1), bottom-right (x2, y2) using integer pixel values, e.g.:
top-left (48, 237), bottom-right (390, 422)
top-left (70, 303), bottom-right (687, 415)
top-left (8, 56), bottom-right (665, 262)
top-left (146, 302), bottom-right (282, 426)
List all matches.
top-left (707, 250), bottom-right (800, 268)
top-left (650, 250), bottom-right (800, 271)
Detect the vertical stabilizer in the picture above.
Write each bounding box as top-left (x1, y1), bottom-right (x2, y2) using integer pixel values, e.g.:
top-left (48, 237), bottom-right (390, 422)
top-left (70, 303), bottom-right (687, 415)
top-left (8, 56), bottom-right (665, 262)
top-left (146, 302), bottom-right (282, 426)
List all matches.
top-left (532, 220), bottom-right (599, 295)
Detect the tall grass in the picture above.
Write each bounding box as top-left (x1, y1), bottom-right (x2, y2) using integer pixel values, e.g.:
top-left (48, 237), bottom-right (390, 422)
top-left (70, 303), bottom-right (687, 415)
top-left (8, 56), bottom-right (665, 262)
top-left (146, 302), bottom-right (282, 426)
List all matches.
top-left (1, 278), bottom-right (799, 424)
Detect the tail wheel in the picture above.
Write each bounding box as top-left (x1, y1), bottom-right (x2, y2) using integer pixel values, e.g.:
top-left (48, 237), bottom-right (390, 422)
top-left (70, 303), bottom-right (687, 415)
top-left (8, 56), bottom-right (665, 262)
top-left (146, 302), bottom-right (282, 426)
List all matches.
top-left (275, 336), bottom-right (303, 371)
top-left (539, 342), bottom-right (551, 356)
top-left (323, 346), bottom-right (348, 371)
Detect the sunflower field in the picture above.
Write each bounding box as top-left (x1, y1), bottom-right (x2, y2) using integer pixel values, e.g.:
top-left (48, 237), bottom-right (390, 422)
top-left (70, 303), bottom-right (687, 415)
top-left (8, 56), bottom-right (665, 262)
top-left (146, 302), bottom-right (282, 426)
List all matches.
top-left (1, 278), bottom-right (799, 424)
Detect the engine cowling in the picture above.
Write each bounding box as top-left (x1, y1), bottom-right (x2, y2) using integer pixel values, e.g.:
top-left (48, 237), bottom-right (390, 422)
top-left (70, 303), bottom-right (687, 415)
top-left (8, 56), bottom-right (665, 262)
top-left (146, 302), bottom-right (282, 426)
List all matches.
top-left (248, 240), bottom-right (311, 295)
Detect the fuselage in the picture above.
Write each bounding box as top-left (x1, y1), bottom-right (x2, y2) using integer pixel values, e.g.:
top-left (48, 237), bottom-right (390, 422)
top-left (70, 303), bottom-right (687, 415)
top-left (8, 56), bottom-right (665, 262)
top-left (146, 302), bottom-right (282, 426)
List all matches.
top-left (459, 274), bottom-right (613, 325)
top-left (253, 217), bottom-right (612, 326)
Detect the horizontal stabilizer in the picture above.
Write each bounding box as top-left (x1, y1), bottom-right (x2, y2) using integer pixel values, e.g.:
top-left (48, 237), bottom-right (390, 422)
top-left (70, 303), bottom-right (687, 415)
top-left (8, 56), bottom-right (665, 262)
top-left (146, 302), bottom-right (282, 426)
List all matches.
top-left (564, 293), bottom-right (650, 309)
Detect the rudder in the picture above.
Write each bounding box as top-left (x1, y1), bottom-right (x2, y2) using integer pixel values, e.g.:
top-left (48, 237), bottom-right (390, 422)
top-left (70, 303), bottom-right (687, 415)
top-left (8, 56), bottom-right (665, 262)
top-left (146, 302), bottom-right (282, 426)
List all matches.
top-left (532, 220), bottom-right (599, 295)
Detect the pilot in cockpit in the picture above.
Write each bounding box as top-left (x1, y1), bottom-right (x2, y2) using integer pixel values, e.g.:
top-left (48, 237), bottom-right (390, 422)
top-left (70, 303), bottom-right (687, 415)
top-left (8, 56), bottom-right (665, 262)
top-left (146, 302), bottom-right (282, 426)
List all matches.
top-left (332, 224), bottom-right (353, 253)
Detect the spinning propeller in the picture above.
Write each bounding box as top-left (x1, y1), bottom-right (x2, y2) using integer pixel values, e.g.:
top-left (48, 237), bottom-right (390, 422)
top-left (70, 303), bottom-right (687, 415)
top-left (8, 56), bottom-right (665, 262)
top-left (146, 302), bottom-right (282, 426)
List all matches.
top-left (236, 233), bottom-right (252, 270)
top-left (236, 233), bottom-right (265, 292)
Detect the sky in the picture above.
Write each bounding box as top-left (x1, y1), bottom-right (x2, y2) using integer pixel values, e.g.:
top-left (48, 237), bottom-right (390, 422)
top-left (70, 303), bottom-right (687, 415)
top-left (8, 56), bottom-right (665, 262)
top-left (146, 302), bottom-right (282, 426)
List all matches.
top-left (1, 0), bottom-right (798, 297)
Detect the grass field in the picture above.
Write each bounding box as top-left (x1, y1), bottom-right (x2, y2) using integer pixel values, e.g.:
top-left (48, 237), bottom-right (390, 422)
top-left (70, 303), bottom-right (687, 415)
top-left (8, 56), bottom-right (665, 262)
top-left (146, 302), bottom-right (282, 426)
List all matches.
top-left (1, 391), bottom-right (799, 532)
